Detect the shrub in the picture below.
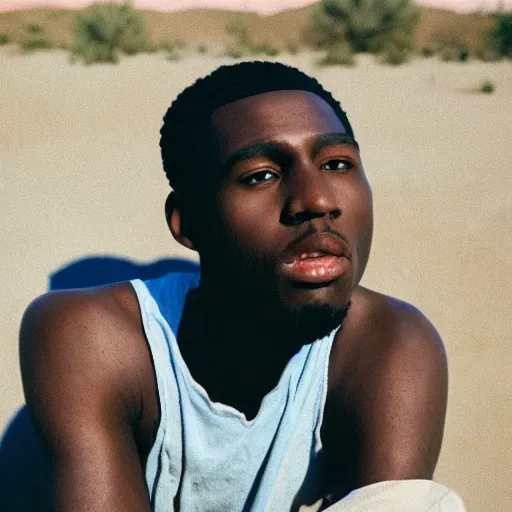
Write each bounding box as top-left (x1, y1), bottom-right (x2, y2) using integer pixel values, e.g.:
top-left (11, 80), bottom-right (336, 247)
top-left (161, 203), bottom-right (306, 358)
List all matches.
top-left (479, 80), bottom-right (495, 94)
top-left (166, 45), bottom-right (181, 61)
top-left (250, 43), bottom-right (279, 56)
top-left (26, 24), bottom-right (43, 34)
top-left (158, 41), bottom-right (181, 60)
top-left (421, 44), bottom-right (436, 58)
top-left (458, 45), bottom-right (469, 62)
top-left (145, 43), bottom-right (158, 53)
top-left (318, 43), bottom-right (355, 66)
top-left (440, 44), bottom-right (459, 62)
top-left (118, 13), bottom-right (148, 54)
top-left (225, 20), bottom-right (252, 58)
top-left (435, 40), bottom-right (470, 62)
top-left (225, 45), bottom-right (245, 59)
top-left (380, 42), bottom-right (409, 65)
top-left (72, 2), bottom-right (148, 64)
top-left (226, 20), bottom-right (280, 58)
top-left (309, 0), bottom-right (419, 63)
top-left (161, 40), bottom-right (186, 51)
top-left (166, 50), bottom-right (181, 61)
top-left (475, 44), bottom-right (501, 62)
top-left (264, 45), bottom-right (279, 57)
top-left (159, 41), bottom-right (174, 52)
top-left (492, 13), bottom-right (512, 58)
top-left (20, 38), bottom-right (54, 51)
top-left (309, 2), bottom-right (347, 49)
top-left (226, 21), bottom-right (250, 48)
top-left (0, 33), bottom-right (9, 45)
top-left (198, 43), bottom-right (208, 54)
top-left (286, 42), bottom-right (299, 54)
top-left (71, 41), bottom-right (117, 63)
top-left (159, 41), bottom-right (185, 60)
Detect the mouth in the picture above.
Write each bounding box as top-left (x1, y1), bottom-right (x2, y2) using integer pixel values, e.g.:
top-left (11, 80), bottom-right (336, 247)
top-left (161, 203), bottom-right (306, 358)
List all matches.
top-left (280, 232), bottom-right (351, 284)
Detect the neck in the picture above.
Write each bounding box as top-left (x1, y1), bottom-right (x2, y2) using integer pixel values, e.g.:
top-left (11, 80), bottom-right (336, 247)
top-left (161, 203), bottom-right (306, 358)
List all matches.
top-left (177, 285), bottom-right (311, 419)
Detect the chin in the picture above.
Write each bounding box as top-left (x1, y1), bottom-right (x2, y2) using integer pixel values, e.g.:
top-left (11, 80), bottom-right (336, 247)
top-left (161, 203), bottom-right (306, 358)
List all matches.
top-left (282, 300), bottom-right (351, 345)
top-left (281, 275), bottom-right (352, 310)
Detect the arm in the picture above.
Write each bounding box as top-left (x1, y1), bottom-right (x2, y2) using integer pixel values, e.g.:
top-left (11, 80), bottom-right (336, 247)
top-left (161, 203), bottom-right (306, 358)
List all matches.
top-left (19, 290), bottom-right (152, 511)
top-left (351, 302), bottom-right (448, 486)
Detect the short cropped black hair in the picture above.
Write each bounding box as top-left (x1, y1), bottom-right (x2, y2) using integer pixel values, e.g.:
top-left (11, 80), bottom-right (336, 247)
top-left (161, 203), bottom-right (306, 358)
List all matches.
top-left (160, 61), bottom-right (355, 194)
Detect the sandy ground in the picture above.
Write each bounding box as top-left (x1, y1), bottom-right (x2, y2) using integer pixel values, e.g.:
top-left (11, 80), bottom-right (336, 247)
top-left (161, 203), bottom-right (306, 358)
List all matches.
top-left (0, 48), bottom-right (511, 510)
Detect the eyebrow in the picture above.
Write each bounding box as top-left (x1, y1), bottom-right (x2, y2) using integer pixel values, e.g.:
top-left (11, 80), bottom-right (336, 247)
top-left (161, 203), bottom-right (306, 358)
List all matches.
top-left (222, 141), bottom-right (284, 172)
top-left (311, 133), bottom-right (359, 158)
top-left (222, 132), bottom-right (359, 171)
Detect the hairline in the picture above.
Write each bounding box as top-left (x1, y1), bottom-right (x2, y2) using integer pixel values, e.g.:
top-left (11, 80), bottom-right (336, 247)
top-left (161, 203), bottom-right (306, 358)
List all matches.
top-left (160, 62), bottom-right (356, 195)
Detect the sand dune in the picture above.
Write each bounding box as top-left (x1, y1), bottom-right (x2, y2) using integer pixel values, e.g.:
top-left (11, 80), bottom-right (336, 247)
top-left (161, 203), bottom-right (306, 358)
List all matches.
top-left (0, 5), bottom-right (497, 52)
top-left (1, 49), bottom-right (511, 510)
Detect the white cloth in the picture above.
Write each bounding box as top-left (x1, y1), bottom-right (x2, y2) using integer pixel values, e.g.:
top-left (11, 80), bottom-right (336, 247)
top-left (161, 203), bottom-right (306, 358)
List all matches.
top-left (318, 480), bottom-right (467, 512)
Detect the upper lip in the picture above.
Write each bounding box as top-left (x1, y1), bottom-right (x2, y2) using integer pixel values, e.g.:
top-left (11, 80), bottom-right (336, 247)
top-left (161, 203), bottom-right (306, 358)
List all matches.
top-left (283, 231), bottom-right (351, 264)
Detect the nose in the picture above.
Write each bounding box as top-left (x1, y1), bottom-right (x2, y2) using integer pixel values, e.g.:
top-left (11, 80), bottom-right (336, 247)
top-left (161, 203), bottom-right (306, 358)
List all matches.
top-left (281, 161), bottom-right (341, 226)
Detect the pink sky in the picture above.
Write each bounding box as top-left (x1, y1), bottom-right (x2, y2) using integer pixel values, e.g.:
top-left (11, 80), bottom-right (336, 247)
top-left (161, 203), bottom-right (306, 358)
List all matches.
top-left (1, 0), bottom-right (510, 13)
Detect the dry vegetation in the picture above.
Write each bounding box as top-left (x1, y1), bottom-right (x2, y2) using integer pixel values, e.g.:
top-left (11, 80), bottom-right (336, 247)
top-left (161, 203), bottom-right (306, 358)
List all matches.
top-left (0, 2), bottom-right (508, 61)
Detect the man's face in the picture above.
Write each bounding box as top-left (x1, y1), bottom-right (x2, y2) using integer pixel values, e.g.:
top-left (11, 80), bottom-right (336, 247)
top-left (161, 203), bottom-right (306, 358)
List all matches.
top-left (195, 90), bottom-right (373, 327)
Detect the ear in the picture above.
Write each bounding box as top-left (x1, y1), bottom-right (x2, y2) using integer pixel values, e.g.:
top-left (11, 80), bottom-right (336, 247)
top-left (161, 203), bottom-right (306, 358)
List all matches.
top-left (165, 192), bottom-right (195, 251)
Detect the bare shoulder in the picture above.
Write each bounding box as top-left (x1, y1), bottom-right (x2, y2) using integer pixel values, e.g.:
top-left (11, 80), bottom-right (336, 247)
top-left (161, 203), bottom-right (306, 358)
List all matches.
top-left (20, 283), bottom-right (144, 385)
top-left (353, 285), bottom-right (444, 339)
top-left (21, 281), bottom-right (140, 330)
top-left (330, 286), bottom-right (446, 386)
top-left (350, 286), bottom-right (448, 415)
top-left (19, 282), bottom-right (156, 451)
top-left (325, 286), bottom-right (448, 491)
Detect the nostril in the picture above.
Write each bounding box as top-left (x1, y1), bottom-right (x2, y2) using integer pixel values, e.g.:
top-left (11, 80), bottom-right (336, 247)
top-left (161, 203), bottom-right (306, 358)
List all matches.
top-left (330, 209), bottom-right (341, 220)
top-left (279, 210), bottom-right (322, 227)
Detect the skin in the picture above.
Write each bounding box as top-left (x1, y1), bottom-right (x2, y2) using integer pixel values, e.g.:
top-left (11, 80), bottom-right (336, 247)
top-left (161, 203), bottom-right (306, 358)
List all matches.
top-left (20, 90), bottom-right (448, 511)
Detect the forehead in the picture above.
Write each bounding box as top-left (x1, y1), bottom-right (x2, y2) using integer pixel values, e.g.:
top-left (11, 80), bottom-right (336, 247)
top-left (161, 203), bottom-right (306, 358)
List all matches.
top-left (211, 90), bottom-right (347, 157)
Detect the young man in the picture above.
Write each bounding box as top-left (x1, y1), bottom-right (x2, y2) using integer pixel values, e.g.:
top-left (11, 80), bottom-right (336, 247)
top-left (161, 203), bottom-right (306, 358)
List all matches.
top-left (19, 62), bottom-right (457, 511)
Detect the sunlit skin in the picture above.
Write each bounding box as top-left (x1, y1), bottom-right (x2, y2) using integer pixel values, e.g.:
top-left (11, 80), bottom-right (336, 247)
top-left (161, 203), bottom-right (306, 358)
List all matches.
top-left (19, 88), bottom-right (449, 511)
top-left (207, 90), bottom-right (372, 309)
top-left (171, 92), bottom-right (372, 345)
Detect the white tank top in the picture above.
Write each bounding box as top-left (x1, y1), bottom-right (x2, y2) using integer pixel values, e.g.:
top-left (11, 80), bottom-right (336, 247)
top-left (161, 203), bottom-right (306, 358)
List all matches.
top-left (130, 272), bottom-right (338, 511)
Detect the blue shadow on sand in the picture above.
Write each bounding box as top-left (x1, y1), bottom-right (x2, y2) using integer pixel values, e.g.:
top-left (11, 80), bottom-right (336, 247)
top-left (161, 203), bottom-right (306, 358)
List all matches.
top-left (49, 254), bottom-right (199, 290)
top-left (0, 255), bottom-right (199, 510)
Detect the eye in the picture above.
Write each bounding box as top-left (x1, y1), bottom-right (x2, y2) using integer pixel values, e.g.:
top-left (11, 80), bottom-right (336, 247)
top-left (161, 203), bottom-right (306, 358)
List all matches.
top-left (321, 159), bottom-right (353, 172)
top-left (241, 170), bottom-right (278, 186)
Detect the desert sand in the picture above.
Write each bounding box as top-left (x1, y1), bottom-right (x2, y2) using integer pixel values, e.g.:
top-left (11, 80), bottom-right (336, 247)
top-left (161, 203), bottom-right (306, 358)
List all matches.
top-left (0, 48), bottom-right (511, 510)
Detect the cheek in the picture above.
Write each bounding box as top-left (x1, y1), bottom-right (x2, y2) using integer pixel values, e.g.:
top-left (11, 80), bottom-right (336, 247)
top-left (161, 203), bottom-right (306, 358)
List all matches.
top-left (215, 190), bottom-right (276, 252)
top-left (220, 185), bottom-right (281, 226)
top-left (346, 181), bottom-right (373, 277)
top-left (354, 184), bottom-right (373, 230)
top-left (338, 175), bottom-right (372, 222)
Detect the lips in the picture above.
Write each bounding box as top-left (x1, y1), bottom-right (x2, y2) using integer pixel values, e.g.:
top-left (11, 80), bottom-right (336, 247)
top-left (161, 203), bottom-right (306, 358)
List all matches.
top-left (280, 232), bottom-right (351, 284)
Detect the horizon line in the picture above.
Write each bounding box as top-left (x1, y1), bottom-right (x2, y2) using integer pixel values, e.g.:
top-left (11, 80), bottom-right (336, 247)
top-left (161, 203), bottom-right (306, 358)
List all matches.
top-left (1, 0), bottom-right (511, 15)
